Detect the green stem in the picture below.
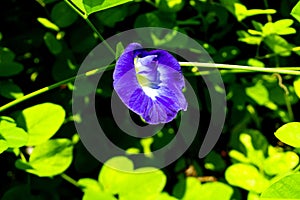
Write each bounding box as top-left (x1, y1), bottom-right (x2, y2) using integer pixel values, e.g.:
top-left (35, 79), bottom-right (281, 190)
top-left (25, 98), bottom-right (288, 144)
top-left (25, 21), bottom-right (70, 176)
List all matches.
top-left (0, 65), bottom-right (114, 112)
top-left (1, 62), bottom-right (300, 112)
top-left (179, 62), bottom-right (300, 75)
top-left (85, 18), bottom-right (116, 57)
top-left (64, 0), bottom-right (115, 56)
top-left (64, 0), bottom-right (86, 19)
top-left (61, 173), bottom-right (80, 188)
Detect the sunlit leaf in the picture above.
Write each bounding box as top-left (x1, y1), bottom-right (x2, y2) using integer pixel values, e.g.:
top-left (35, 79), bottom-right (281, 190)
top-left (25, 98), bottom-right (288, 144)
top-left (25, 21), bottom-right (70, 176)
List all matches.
top-left (16, 138), bottom-right (73, 177)
top-left (274, 122), bottom-right (300, 148)
top-left (155, 0), bottom-right (185, 13)
top-left (67, 0), bottom-right (134, 17)
top-left (294, 78), bottom-right (300, 98)
top-left (261, 173), bottom-right (300, 199)
top-left (246, 81), bottom-right (269, 105)
top-left (37, 17), bottom-right (60, 31)
top-left (263, 151), bottom-right (299, 175)
top-left (16, 103), bottom-right (66, 146)
top-left (225, 163), bottom-right (270, 193)
top-left (291, 1), bottom-right (300, 23)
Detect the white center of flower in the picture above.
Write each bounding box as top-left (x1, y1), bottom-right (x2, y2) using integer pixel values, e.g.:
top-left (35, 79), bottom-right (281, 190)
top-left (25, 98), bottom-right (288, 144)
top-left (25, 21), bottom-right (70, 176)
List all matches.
top-left (142, 86), bottom-right (159, 100)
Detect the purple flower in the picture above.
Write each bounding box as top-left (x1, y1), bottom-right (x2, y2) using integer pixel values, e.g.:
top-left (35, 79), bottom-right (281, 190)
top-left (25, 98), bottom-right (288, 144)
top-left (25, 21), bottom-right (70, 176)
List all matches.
top-left (113, 43), bottom-right (187, 124)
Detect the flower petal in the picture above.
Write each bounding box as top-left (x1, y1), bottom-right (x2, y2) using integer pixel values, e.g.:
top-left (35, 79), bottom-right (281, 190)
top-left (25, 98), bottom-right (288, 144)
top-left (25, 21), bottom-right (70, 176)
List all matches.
top-left (113, 43), bottom-right (187, 124)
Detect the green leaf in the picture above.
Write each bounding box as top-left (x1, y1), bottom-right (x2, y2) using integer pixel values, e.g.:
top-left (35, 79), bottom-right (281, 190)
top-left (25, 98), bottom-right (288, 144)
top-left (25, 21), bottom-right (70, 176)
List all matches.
top-left (225, 163), bottom-right (270, 193)
top-left (44, 32), bottom-right (63, 55)
top-left (0, 80), bottom-right (23, 99)
top-left (95, 5), bottom-right (129, 28)
top-left (263, 151), bottom-right (299, 176)
top-left (0, 127), bottom-right (28, 148)
top-left (237, 30), bottom-right (262, 45)
top-left (173, 177), bottom-right (202, 199)
top-left (264, 35), bottom-right (293, 57)
top-left (262, 20), bottom-right (296, 36)
top-left (51, 1), bottom-right (78, 28)
top-left (199, 182), bottom-right (234, 200)
top-left (16, 138), bottom-right (73, 177)
top-left (99, 156), bottom-right (167, 198)
top-left (261, 173), bottom-right (300, 199)
top-left (233, 3), bottom-right (276, 21)
top-left (294, 78), bottom-right (300, 99)
top-left (247, 58), bottom-right (265, 67)
top-left (204, 150), bottom-right (226, 171)
top-left (0, 140), bottom-right (8, 154)
top-left (78, 178), bottom-right (118, 200)
top-left (155, 0), bottom-right (185, 13)
top-left (0, 62), bottom-right (24, 77)
top-left (291, 1), bottom-right (300, 23)
top-left (115, 42), bottom-right (124, 59)
top-left (274, 122), bottom-right (300, 148)
top-left (37, 17), bottom-right (60, 31)
top-left (0, 47), bottom-right (15, 62)
top-left (246, 81), bottom-right (270, 105)
top-left (99, 156), bottom-right (134, 194)
top-left (67, 0), bottom-right (134, 17)
top-left (16, 103), bottom-right (66, 146)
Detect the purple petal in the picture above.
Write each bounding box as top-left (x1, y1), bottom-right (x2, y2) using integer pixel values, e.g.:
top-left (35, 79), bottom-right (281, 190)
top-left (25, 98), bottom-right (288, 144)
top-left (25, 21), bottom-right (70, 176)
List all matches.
top-left (113, 43), bottom-right (188, 124)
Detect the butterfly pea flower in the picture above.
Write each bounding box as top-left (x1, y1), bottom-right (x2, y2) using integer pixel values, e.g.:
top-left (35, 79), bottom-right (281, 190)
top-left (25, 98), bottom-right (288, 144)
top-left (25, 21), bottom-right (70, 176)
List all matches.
top-left (113, 43), bottom-right (187, 124)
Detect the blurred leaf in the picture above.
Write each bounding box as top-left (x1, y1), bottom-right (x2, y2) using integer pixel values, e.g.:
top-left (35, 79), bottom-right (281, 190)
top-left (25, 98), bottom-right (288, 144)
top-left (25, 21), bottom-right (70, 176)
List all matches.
top-left (199, 182), bottom-right (234, 200)
top-left (115, 42), bottom-right (124, 59)
top-left (246, 81), bottom-right (269, 105)
top-left (155, 0), bottom-right (185, 13)
top-left (0, 47), bottom-right (15, 62)
top-left (225, 163), bottom-right (270, 193)
top-left (237, 30), bottom-right (262, 45)
top-left (0, 80), bottom-right (23, 99)
top-left (134, 11), bottom-right (176, 28)
top-left (264, 35), bottom-right (293, 57)
top-left (247, 58), bottom-right (264, 67)
top-left (0, 62), bottom-right (24, 77)
top-left (262, 20), bottom-right (296, 36)
top-left (37, 17), bottom-right (60, 31)
top-left (1, 185), bottom-right (47, 200)
top-left (274, 122), bottom-right (300, 148)
top-left (294, 78), bottom-right (300, 99)
top-left (263, 151), bottom-right (299, 175)
top-left (223, 2), bottom-right (276, 21)
top-left (51, 1), bottom-right (78, 28)
top-left (16, 103), bottom-right (66, 146)
top-left (95, 5), bottom-right (129, 28)
top-left (260, 173), bottom-right (300, 199)
top-left (173, 177), bottom-right (202, 199)
top-left (291, 1), bottom-right (300, 23)
top-left (44, 32), bottom-right (63, 55)
top-left (214, 46), bottom-right (240, 62)
top-left (16, 138), bottom-right (73, 177)
top-left (204, 150), bottom-right (226, 171)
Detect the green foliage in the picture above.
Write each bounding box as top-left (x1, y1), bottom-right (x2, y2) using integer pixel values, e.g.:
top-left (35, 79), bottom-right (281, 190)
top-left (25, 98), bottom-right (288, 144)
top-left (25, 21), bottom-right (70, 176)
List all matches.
top-left (275, 122), bottom-right (300, 148)
top-left (1, 0), bottom-right (300, 199)
top-left (15, 138), bottom-right (74, 177)
top-left (261, 173), bottom-right (300, 199)
top-left (16, 103), bottom-right (66, 146)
